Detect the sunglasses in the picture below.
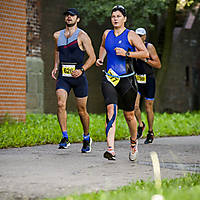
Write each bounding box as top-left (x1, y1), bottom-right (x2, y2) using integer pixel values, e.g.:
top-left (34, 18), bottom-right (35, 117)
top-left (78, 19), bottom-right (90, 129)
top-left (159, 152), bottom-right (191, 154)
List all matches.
top-left (112, 5), bottom-right (126, 16)
top-left (112, 5), bottom-right (125, 10)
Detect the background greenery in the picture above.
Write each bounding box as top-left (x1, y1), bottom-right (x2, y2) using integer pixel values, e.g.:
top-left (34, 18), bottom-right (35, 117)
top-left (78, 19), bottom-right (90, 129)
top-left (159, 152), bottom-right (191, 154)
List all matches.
top-left (45, 173), bottom-right (200, 200)
top-left (0, 111), bottom-right (199, 148)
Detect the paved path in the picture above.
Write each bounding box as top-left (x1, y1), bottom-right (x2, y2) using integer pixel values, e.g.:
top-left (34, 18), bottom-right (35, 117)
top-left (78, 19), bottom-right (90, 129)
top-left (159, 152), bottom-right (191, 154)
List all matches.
top-left (0, 136), bottom-right (200, 200)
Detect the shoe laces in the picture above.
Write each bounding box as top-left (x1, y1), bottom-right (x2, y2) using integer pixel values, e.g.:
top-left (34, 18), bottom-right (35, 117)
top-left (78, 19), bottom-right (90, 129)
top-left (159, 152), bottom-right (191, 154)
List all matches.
top-left (60, 137), bottom-right (68, 143)
top-left (130, 137), bottom-right (137, 152)
top-left (146, 131), bottom-right (154, 140)
top-left (83, 139), bottom-right (90, 149)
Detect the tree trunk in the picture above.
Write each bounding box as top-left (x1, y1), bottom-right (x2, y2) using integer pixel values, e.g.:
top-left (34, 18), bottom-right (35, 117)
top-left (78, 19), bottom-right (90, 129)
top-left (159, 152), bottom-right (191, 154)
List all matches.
top-left (155, 0), bottom-right (178, 112)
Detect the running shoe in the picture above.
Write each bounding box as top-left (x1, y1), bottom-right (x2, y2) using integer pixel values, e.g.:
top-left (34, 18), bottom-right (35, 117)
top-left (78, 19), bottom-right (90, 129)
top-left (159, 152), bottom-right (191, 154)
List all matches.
top-left (137, 121), bottom-right (145, 139)
top-left (144, 131), bottom-right (154, 144)
top-left (81, 137), bottom-right (92, 153)
top-left (103, 151), bottom-right (116, 160)
top-left (58, 137), bottom-right (71, 149)
top-left (129, 138), bottom-right (138, 161)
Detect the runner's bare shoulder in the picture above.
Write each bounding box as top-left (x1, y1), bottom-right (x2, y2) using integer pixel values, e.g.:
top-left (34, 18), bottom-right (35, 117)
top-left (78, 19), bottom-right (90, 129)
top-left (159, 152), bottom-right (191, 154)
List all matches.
top-left (53, 30), bottom-right (61, 40)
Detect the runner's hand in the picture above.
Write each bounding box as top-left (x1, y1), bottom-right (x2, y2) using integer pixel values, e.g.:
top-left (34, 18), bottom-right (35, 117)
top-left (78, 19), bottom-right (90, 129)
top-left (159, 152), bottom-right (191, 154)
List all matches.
top-left (96, 59), bottom-right (103, 66)
top-left (115, 47), bottom-right (126, 57)
top-left (51, 67), bottom-right (58, 80)
top-left (71, 69), bottom-right (83, 78)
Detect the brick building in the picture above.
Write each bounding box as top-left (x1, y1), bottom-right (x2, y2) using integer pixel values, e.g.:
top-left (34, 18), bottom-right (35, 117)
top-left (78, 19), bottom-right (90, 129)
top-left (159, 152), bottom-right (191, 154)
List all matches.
top-left (0, 0), bottom-right (27, 122)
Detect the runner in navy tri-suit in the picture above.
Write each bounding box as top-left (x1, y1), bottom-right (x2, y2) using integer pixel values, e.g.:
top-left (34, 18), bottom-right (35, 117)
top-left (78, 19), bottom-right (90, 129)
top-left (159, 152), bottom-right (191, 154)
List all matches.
top-left (51, 8), bottom-right (96, 153)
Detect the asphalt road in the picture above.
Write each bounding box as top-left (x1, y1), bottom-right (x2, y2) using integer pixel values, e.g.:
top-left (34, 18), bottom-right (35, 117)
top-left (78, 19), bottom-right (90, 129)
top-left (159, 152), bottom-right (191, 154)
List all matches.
top-left (0, 136), bottom-right (199, 200)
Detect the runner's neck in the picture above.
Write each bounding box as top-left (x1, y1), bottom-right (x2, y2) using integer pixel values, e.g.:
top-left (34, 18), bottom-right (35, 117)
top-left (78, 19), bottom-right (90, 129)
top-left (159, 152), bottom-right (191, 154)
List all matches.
top-left (114, 27), bottom-right (126, 37)
top-left (65, 26), bottom-right (78, 38)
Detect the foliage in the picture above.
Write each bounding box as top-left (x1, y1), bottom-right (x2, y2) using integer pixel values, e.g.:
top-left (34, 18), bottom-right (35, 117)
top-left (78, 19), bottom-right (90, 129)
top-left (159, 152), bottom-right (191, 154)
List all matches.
top-left (74, 0), bottom-right (167, 28)
top-left (45, 173), bottom-right (200, 200)
top-left (0, 111), bottom-right (199, 149)
top-left (74, 0), bottom-right (199, 28)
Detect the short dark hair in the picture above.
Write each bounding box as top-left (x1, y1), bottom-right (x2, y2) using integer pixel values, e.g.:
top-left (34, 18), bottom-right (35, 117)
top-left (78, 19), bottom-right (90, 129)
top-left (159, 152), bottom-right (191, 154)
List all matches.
top-left (111, 5), bottom-right (126, 16)
top-left (63, 8), bottom-right (80, 18)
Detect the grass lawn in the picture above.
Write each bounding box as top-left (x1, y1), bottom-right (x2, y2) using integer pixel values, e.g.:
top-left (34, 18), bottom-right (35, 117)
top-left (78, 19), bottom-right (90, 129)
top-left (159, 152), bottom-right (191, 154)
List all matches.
top-left (0, 111), bottom-right (199, 148)
top-left (45, 173), bottom-right (200, 200)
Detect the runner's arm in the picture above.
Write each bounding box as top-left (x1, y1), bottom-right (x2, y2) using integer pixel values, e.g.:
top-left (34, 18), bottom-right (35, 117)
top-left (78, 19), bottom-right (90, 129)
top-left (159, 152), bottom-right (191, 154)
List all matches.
top-left (114, 31), bottom-right (149, 59)
top-left (52, 31), bottom-right (60, 80)
top-left (96, 30), bottom-right (109, 66)
top-left (128, 31), bottom-right (149, 59)
top-left (80, 32), bottom-right (96, 71)
top-left (146, 44), bottom-right (161, 69)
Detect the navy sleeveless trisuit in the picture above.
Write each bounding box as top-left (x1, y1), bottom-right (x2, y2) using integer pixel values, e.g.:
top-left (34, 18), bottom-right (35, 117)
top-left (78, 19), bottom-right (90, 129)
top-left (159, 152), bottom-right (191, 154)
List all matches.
top-left (56, 28), bottom-right (88, 98)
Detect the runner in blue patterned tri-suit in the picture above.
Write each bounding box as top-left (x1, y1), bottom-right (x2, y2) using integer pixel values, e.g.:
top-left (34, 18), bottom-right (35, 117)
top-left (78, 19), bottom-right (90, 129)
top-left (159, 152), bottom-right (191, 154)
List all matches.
top-left (51, 8), bottom-right (96, 152)
top-left (96, 5), bottom-right (149, 161)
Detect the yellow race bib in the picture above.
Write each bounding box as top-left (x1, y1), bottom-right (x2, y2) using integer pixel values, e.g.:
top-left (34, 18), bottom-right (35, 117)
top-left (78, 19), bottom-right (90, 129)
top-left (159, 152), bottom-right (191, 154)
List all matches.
top-left (106, 68), bottom-right (120, 86)
top-left (135, 74), bottom-right (146, 84)
top-left (62, 63), bottom-right (76, 77)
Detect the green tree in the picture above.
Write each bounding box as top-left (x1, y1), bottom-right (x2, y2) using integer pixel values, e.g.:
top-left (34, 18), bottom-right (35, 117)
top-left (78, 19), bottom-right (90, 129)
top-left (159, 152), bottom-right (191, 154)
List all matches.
top-left (75, 0), bottom-right (166, 28)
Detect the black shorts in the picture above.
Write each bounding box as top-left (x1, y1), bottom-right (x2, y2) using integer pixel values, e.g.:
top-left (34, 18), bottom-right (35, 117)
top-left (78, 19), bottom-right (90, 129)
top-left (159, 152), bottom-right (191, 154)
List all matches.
top-left (56, 73), bottom-right (88, 98)
top-left (101, 76), bottom-right (137, 111)
top-left (137, 74), bottom-right (155, 100)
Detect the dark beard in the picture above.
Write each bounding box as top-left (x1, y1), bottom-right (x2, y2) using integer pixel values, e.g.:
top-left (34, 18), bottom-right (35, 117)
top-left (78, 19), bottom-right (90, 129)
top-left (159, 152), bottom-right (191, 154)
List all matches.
top-left (65, 22), bottom-right (76, 27)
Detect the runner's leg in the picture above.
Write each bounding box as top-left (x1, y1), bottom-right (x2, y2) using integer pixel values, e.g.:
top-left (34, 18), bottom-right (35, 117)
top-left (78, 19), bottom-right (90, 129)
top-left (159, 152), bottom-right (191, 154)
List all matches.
top-left (76, 96), bottom-right (89, 135)
top-left (123, 110), bottom-right (137, 141)
top-left (106, 104), bottom-right (118, 151)
top-left (145, 99), bottom-right (154, 132)
top-left (134, 93), bottom-right (143, 127)
top-left (56, 89), bottom-right (68, 132)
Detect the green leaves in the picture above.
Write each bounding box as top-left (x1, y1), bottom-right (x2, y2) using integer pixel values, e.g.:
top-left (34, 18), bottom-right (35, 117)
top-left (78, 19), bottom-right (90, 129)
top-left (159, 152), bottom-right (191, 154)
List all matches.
top-left (74, 0), bottom-right (167, 28)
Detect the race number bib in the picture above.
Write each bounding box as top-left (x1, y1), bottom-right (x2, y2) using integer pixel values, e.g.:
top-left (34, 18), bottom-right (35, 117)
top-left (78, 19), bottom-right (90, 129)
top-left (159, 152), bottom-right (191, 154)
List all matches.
top-left (135, 74), bottom-right (146, 84)
top-left (62, 63), bottom-right (76, 77)
top-left (106, 68), bottom-right (120, 87)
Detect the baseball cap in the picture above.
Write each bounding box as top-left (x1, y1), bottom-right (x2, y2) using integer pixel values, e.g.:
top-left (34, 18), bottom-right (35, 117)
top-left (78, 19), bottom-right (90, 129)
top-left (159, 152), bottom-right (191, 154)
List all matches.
top-left (63, 8), bottom-right (80, 18)
top-left (112, 5), bottom-right (126, 16)
top-left (135, 28), bottom-right (146, 35)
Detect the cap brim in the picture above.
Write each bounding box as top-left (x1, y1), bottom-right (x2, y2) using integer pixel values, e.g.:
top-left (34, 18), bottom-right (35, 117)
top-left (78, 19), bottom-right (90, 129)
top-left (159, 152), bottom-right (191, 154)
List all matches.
top-left (64, 11), bottom-right (76, 16)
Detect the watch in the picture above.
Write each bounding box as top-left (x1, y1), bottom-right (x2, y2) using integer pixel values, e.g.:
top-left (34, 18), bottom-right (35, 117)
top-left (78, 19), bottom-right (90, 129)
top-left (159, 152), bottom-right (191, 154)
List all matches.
top-left (145, 58), bottom-right (149, 63)
top-left (125, 51), bottom-right (130, 57)
top-left (80, 68), bottom-right (85, 73)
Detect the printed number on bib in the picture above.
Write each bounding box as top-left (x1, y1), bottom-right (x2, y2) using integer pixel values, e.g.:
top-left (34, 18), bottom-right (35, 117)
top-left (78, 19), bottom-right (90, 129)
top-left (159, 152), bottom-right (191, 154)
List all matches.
top-left (136, 74), bottom-right (146, 84)
top-left (62, 64), bottom-right (76, 77)
top-left (106, 68), bottom-right (120, 86)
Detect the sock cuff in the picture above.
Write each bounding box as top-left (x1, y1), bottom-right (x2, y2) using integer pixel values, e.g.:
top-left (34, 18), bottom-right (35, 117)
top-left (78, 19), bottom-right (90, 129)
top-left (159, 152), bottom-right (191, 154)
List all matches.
top-left (83, 133), bottom-right (90, 140)
top-left (62, 131), bottom-right (68, 138)
top-left (107, 146), bottom-right (114, 153)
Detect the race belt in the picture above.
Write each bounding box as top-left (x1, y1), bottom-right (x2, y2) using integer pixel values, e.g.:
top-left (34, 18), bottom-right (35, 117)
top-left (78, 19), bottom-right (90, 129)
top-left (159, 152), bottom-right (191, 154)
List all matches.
top-left (135, 74), bottom-right (146, 84)
top-left (106, 68), bottom-right (120, 86)
top-left (62, 63), bottom-right (76, 77)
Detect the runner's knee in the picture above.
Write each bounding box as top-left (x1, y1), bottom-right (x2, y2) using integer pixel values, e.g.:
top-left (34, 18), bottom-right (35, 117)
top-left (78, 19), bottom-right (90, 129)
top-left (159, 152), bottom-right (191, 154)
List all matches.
top-left (124, 111), bottom-right (135, 122)
top-left (134, 104), bottom-right (140, 111)
top-left (78, 106), bottom-right (87, 116)
top-left (57, 100), bottom-right (66, 110)
top-left (145, 101), bottom-right (153, 112)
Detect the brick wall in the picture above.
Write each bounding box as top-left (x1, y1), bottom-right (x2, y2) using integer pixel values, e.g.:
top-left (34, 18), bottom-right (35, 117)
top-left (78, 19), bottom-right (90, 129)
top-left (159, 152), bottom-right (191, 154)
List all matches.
top-left (26, 0), bottom-right (41, 57)
top-left (0, 0), bottom-right (27, 122)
